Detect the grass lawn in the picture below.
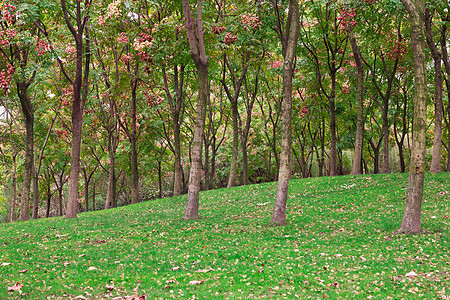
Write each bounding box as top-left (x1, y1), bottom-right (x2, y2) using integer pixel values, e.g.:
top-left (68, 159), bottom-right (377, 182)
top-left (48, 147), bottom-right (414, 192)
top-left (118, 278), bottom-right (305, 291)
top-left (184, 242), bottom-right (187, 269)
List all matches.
top-left (0, 172), bottom-right (449, 299)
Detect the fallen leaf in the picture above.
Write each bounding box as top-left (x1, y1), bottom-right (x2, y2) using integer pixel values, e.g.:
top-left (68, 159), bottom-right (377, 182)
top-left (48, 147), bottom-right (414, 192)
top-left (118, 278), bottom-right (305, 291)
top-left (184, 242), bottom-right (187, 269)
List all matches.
top-left (1, 262), bottom-right (12, 266)
top-left (124, 294), bottom-right (146, 300)
top-left (87, 266), bottom-right (97, 271)
top-left (405, 271), bottom-right (418, 277)
top-left (74, 296), bottom-right (87, 299)
top-left (194, 268), bottom-right (214, 273)
top-left (165, 280), bottom-right (177, 284)
top-left (326, 281), bottom-right (339, 288)
top-left (189, 280), bottom-right (205, 285)
top-left (19, 269), bottom-right (28, 273)
top-left (172, 266), bottom-right (180, 271)
top-left (7, 282), bottom-right (24, 291)
top-left (105, 283), bottom-right (115, 291)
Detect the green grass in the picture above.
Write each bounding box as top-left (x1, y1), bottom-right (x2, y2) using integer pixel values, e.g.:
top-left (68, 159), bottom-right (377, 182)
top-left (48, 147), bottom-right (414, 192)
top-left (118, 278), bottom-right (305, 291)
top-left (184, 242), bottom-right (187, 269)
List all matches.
top-left (1, 172), bottom-right (449, 299)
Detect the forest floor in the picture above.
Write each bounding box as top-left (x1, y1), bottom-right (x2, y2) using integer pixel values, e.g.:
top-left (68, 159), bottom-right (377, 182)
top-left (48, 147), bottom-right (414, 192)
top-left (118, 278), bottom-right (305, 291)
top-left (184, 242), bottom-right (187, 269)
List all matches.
top-left (0, 172), bottom-right (449, 299)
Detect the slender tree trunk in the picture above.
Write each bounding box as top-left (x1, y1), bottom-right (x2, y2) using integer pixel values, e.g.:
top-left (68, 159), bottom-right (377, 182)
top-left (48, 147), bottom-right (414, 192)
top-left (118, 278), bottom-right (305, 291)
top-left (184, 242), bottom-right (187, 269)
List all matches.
top-left (17, 84), bottom-right (34, 221)
top-left (271, 0), bottom-right (300, 225)
top-left (10, 167), bottom-right (17, 222)
top-left (382, 98), bottom-right (390, 173)
top-left (425, 7), bottom-right (443, 173)
top-left (173, 114), bottom-right (183, 196)
top-left (396, 0), bottom-right (427, 234)
top-left (158, 160), bottom-right (163, 198)
top-left (92, 183), bottom-right (96, 211)
top-left (61, 0), bottom-right (90, 219)
top-left (182, 0), bottom-right (210, 220)
top-left (46, 182), bottom-right (51, 218)
top-left (349, 32), bottom-right (365, 175)
top-left (329, 96), bottom-right (337, 176)
top-left (104, 142), bottom-right (116, 209)
top-left (130, 76), bottom-right (139, 204)
top-left (32, 166), bottom-right (39, 219)
top-left (84, 176), bottom-right (89, 212)
top-left (227, 99), bottom-right (239, 187)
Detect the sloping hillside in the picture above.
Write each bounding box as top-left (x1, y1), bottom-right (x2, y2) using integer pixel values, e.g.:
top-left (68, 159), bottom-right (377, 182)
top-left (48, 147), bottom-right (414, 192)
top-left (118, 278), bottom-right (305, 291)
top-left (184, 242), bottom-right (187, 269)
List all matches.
top-left (1, 172), bottom-right (449, 299)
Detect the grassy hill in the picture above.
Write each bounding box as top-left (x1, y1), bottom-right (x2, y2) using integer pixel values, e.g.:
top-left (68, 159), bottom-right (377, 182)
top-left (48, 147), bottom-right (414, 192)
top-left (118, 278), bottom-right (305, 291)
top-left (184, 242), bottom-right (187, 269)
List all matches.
top-left (0, 172), bottom-right (449, 299)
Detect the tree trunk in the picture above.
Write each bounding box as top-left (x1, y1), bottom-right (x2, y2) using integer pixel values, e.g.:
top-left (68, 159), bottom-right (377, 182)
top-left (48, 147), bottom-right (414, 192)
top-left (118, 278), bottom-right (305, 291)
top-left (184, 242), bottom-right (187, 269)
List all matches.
top-left (425, 7), bottom-right (443, 173)
top-left (396, 0), bottom-right (427, 234)
top-left (104, 144), bottom-right (116, 209)
top-left (381, 97), bottom-right (390, 174)
top-left (158, 160), bottom-right (163, 198)
top-left (182, 0), bottom-right (210, 220)
top-left (227, 99), bottom-right (239, 188)
top-left (17, 84), bottom-right (34, 221)
top-left (349, 32), bottom-right (365, 175)
top-left (60, 0), bottom-right (90, 219)
top-left (32, 165), bottom-right (39, 219)
top-left (329, 96), bottom-right (337, 176)
top-left (46, 182), bottom-right (51, 218)
top-left (130, 77), bottom-right (139, 204)
top-left (173, 113), bottom-right (183, 196)
top-left (184, 63), bottom-right (209, 219)
top-left (92, 183), bottom-right (96, 211)
top-left (84, 175), bottom-right (89, 212)
top-left (10, 168), bottom-right (17, 222)
top-left (271, 0), bottom-right (300, 225)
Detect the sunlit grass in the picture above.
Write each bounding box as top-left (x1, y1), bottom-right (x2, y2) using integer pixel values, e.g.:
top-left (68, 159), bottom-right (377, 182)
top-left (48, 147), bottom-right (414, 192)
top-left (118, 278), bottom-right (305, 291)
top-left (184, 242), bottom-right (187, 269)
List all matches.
top-left (0, 172), bottom-right (449, 299)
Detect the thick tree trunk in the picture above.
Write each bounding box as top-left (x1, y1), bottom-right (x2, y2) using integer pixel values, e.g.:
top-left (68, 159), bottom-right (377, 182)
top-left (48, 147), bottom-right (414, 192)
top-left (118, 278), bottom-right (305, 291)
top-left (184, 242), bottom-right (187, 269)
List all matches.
top-left (425, 7), bottom-right (443, 173)
top-left (349, 32), bottom-right (365, 175)
top-left (396, 0), bottom-right (427, 234)
top-left (66, 73), bottom-right (83, 218)
top-left (271, 0), bottom-right (299, 225)
top-left (184, 64), bottom-right (209, 219)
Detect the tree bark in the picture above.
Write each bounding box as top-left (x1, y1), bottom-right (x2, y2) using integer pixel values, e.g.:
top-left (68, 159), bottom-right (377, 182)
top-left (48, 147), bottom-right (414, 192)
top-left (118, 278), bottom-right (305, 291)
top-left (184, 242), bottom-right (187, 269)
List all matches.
top-left (396, 0), bottom-right (427, 234)
top-left (17, 83), bottom-right (34, 221)
top-left (182, 0), bottom-right (209, 220)
top-left (32, 165), bottom-right (39, 219)
top-left (271, 0), bottom-right (300, 225)
top-left (130, 67), bottom-right (139, 205)
top-left (349, 34), bottom-right (364, 175)
top-left (61, 0), bottom-right (91, 219)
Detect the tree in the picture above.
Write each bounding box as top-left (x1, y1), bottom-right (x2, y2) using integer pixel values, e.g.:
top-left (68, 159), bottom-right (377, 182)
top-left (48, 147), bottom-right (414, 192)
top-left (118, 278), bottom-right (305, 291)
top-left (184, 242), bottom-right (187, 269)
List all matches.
top-left (395, 0), bottom-right (427, 234)
top-left (59, 0), bottom-right (92, 218)
top-left (0, 2), bottom-right (41, 221)
top-left (270, 0), bottom-right (300, 225)
top-left (182, 0), bottom-right (210, 220)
